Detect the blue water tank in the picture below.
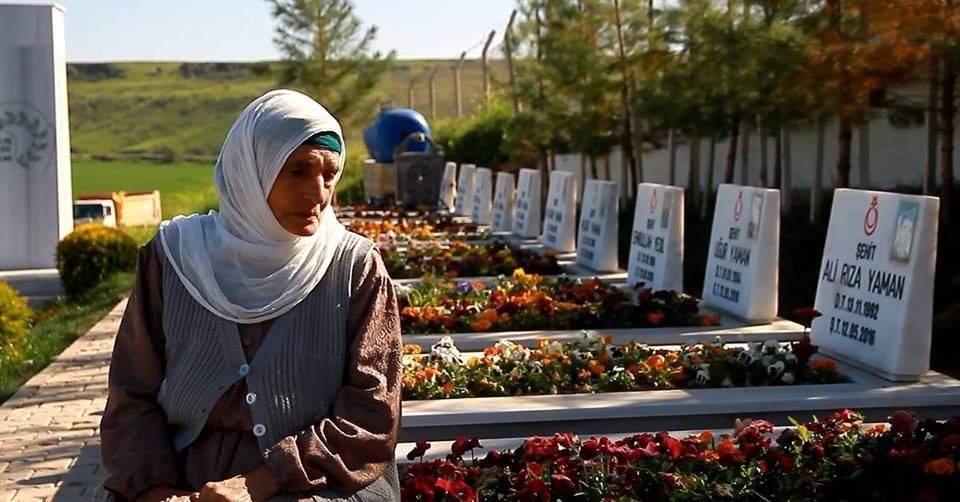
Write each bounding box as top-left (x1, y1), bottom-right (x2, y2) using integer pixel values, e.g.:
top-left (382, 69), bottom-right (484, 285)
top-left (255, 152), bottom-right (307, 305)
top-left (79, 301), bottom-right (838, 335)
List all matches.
top-left (363, 108), bottom-right (431, 163)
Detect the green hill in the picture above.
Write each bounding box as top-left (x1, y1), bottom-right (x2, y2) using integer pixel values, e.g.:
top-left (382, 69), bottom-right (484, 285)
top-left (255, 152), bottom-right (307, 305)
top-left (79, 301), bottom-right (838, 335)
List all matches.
top-left (67, 60), bottom-right (507, 160)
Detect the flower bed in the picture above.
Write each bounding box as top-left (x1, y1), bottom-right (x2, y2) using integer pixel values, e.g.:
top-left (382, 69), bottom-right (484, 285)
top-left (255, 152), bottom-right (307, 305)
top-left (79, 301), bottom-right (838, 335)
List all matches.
top-left (398, 271), bottom-right (719, 335)
top-left (401, 333), bottom-right (843, 400)
top-left (349, 217), bottom-right (486, 243)
top-left (401, 409), bottom-right (960, 501)
top-left (385, 243), bottom-right (564, 280)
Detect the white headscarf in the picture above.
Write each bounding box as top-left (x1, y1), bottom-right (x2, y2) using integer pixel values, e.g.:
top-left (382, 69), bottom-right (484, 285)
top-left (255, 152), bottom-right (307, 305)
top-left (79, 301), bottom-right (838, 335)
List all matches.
top-left (159, 89), bottom-right (348, 324)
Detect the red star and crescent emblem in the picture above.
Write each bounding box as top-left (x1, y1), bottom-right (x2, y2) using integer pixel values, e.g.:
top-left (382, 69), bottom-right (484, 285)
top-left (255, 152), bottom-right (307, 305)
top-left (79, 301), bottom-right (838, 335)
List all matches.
top-left (733, 191), bottom-right (743, 221)
top-left (863, 196), bottom-right (879, 236)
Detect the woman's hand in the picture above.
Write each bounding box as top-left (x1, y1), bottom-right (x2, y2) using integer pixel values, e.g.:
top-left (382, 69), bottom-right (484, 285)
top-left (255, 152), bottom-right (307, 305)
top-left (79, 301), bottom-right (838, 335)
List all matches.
top-left (190, 465), bottom-right (279, 502)
top-left (137, 486), bottom-right (195, 502)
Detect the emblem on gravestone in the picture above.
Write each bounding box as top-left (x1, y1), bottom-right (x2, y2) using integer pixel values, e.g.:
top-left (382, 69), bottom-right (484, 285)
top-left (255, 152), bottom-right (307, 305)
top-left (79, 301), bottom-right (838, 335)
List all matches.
top-left (650, 188), bottom-right (657, 214)
top-left (661, 191), bottom-right (673, 229)
top-left (747, 193), bottom-right (764, 239)
top-left (734, 191), bottom-right (744, 221)
top-left (864, 196), bottom-right (879, 236)
top-left (0, 102), bottom-right (53, 173)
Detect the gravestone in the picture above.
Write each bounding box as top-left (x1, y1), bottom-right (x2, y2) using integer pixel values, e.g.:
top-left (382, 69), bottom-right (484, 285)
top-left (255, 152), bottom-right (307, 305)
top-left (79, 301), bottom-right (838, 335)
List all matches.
top-left (512, 168), bottom-right (541, 238)
top-left (454, 163), bottom-right (476, 216)
top-left (470, 167), bottom-right (493, 225)
top-left (0, 4), bottom-right (72, 269)
top-left (541, 170), bottom-right (578, 253)
top-left (576, 180), bottom-right (619, 272)
top-left (491, 172), bottom-right (515, 232)
top-left (439, 161), bottom-right (456, 211)
top-left (811, 189), bottom-right (938, 381)
top-left (628, 183), bottom-right (684, 292)
top-left (702, 184), bottom-right (780, 322)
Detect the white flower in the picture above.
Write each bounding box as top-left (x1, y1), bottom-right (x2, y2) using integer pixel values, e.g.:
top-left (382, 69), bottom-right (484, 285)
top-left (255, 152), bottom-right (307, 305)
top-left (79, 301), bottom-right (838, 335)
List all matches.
top-left (580, 330), bottom-right (602, 345)
top-left (613, 365), bottom-right (626, 373)
top-left (430, 336), bottom-right (464, 365)
top-left (712, 335), bottom-right (724, 347)
top-left (738, 350), bottom-right (759, 365)
top-left (546, 341), bottom-right (564, 355)
top-left (748, 342), bottom-right (763, 353)
top-left (696, 368), bottom-right (711, 386)
top-left (762, 340), bottom-right (779, 355)
top-left (683, 340), bottom-right (697, 350)
top-left (781, 372), bottom-right (795, 384)
top-left (785, 352), bottom-right (798, 364)
top-left (530, 361), bottom-right (543, 374)
top-left (768, 361), bottom-right (786, 377)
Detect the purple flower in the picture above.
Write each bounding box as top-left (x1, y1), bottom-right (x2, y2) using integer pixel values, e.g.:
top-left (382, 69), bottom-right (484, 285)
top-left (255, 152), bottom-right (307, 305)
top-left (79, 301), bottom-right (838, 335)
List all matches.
top-left (457, 281), bottom-right (473, 294)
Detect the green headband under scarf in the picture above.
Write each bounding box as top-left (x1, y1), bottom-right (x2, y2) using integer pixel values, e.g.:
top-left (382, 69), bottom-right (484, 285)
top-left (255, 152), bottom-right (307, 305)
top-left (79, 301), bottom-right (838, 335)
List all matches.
top-left (304, 131), bottom-right (342, 154)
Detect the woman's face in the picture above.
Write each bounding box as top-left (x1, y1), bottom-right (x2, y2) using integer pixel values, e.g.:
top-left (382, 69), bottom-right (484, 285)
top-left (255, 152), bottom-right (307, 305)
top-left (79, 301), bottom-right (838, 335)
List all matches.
top-left (267, 145), bottom-right (340, 236)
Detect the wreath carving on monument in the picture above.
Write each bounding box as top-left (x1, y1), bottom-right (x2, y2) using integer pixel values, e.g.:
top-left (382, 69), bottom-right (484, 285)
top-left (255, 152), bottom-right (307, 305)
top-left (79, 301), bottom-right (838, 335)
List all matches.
top-left (0, 109), bottom-right (50, 169)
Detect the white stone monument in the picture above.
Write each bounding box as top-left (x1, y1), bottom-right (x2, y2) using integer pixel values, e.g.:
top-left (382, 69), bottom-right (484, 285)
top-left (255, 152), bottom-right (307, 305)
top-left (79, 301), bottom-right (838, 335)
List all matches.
top-left (491, 172), bottom-right (515, 232)
top-left (541, 170), bottom-right (578, 253)
top-left (512, 168), bottom-right (541, 238)
top-left (628, 183), bottom-right (684, 291)
top-left (470, 167), bottom-right (493, 225)
top-left (576, 180), bottom-right (619, 272)
top-left (438, 161), bottom-right (456, 212)
top-left (702, 184), bottom-right (780, 322)
top-left (811, 189), bottom-right (938, 381)
top-left (0, 4), bottom-right (72, 270)
top-left (453, 163), bottom-right (475, 216)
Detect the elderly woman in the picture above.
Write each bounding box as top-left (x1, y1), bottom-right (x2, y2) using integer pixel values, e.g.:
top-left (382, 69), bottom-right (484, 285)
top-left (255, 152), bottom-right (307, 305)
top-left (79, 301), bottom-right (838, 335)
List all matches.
top-left (100, 90), bottom-right (402, 501)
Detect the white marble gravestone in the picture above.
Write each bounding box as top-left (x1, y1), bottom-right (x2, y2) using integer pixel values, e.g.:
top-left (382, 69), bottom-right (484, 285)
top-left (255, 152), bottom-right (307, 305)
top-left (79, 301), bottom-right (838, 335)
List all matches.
top-left (453, 163), bottom-right (476, 216)
top-left (628, 183), bottom-right (684, 292)
top-left (541, 171), bottom-right (578, 253)
top-left (439, 161), bottom-right (456, 212)
top-left (512, 168), bottom-right (541, 238)
top-left (0, 4), bottom-right (72, 270)
top-left (491, 172), bottom-right (515, 232)
top-left (702, 184), bottom-right (780, 322)
top-left (576, 180), bottom-right (619, 272)
top-left (811, 189), bottom-right (938, 381)
top-left (470, 167), bottom-right (493, 225)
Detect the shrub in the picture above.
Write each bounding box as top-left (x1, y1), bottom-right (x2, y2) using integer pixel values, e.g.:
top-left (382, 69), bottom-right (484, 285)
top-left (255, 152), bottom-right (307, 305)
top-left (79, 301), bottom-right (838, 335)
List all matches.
top-left (0, 281), bottom-right (32, 361)
top-left (433, 102), bottom-right (512, 168)
top-left (56, 224), bottom-right (138, 297)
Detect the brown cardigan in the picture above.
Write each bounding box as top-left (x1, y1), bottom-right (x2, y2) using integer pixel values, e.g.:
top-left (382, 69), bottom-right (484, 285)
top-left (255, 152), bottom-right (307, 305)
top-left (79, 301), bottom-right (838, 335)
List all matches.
top-left (100, 236), bottom-right (402, 500)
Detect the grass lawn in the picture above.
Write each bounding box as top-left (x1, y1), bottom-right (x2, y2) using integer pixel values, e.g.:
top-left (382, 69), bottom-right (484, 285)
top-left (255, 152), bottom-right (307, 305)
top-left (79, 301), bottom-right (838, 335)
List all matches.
top-left (0, 272), bottom-right (133, 403)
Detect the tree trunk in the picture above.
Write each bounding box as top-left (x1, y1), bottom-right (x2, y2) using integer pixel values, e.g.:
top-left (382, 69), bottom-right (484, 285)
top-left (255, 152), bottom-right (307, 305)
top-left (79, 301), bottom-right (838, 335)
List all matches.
top-left (857, 121), bottom-right (870, 187)
top-left (740, 116), bottom-right (751, 185)
top-left (782, 127), bottom-right (793, 213)
top-left (603, 153), bottom-right (611, 181)
top-left (724, 112), bottom-right (740, 183)
top-left (940, 55), bottom-right (956, 221)
top-left (703, 133), bottom-right (717, 220)
top-left (688, 127), bottom-right (700, 214)
top-left (668, 128), bottom-right (677, 185)
top-left (613, 0), bottom-right (637, 198)
top-left (773, 125), bottom-right (782, 189)
top-left (590, 155), bottom-right (599, 180)
top-left (759, 119), bottom-right (769, 187)
top-left (811, 115), bottom-right (826, 223)
top-left (926, 55), bottom-right (940, 195)
top-left (837, 118), bottom-right (853, 188)
top-left (634, 109), bottom-right (645, 185)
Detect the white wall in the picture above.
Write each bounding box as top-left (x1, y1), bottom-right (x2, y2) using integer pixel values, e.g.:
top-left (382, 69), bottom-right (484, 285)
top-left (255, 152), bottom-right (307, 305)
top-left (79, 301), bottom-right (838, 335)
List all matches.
top-left (553, 111), bottom-right (947, 206)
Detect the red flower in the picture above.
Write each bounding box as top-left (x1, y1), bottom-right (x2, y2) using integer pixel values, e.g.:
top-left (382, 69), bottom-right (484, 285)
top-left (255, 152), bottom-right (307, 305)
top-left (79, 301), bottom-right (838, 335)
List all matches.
top-left (407, 440), bottom-right (432, 461)
top-left (550, 473), bottom-right (577, 493)
top-left (889, 410), bottom-right (918, 434)
top-left (553, 432), bottom-right (579, 450)
top-left (939, 434), bottom-right (960, 453)
top-left (522, 437), bottom-right (559, 459)
top-left (451, 436), bottom-right (483, 458)
top-left (791, 307), bottom-right (822, 329)
top-left (790, 335), bottom-right (819, 366)
top-left (435, 478), bottom-right (477, 501)
top-left (401, 476), bottom-right (435, 502)
top-left (478, 449), bottom-right (502, 468)
top-left (657, 432), bottom-right (683, 460)
top-left (580, 438), bottom-right (600, 459)
top-left (658, 472), bottom-right (685, 490)
top-left (517, 478), bottom-right (551, 502)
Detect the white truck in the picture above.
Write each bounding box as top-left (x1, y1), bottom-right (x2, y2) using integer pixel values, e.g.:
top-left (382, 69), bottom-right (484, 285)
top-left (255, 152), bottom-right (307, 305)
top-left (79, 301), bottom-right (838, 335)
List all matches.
top-left (73, 199), bottom-right (117, 227)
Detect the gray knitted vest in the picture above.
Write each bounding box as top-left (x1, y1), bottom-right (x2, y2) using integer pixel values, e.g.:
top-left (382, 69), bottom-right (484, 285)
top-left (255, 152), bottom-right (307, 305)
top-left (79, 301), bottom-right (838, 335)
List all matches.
top-left (156, 232), bottom-right (399, 500)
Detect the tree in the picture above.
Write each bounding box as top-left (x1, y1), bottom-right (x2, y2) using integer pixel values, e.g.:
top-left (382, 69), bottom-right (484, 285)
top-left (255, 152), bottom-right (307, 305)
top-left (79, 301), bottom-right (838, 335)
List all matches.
top-left (268, 0), bottom-right (395, 127)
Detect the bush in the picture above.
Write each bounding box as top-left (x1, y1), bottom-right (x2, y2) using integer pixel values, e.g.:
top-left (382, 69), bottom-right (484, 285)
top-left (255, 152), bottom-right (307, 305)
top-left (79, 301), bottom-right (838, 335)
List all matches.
top-left (0, 281), bottom-right (32, 361)
top-left (56, 224), bottom-right (138, 297)
top-left (433, 102), bottom-right (512, 168)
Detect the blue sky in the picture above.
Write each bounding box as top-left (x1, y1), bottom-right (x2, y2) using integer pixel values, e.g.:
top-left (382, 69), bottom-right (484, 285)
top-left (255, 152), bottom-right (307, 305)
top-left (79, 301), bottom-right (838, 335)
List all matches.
top-left (5, 1), bottom-right (517, 62)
